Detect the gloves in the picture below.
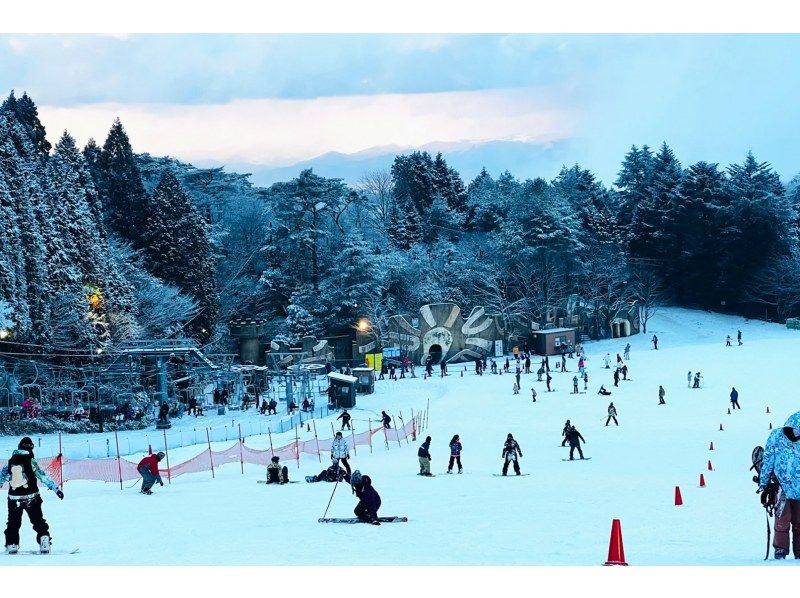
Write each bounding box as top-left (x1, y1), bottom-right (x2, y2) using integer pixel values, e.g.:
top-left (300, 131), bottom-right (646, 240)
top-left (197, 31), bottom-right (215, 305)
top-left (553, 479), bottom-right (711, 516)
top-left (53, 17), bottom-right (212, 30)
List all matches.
top-left (160, 481), bottom-right (164, 486)
top-left (56, 489), bottom-right (64, 500)
top-left (757, 486), bottom-right (764, 494)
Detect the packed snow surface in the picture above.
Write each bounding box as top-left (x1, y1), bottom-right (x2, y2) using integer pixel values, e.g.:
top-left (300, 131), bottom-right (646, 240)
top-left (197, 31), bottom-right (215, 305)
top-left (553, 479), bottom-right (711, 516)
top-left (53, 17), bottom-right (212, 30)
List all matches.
top-left (4, 308), bottom-right (798, 565)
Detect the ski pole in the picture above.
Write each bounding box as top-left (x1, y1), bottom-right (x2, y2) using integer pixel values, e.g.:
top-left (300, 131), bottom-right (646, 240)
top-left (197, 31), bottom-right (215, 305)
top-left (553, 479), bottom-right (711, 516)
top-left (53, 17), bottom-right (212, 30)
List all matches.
top-left (321, 475), bottom-right (341, 521)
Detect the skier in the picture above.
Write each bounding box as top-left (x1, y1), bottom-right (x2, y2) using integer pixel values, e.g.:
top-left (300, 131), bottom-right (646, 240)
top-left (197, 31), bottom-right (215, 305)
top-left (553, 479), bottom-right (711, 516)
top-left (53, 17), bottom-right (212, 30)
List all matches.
top-left (738, 330), bottom-right (743, 346)
top-left (613, 368), bottom-right (620, 387)
top-left (448, 435), bottom-right (463, 474)
top-left (1, 437), bottom-right (63, 554)
top-left (687, 371), bottom-right (692, 388)
top-left (561, 420), bottom-right (571, 447)
top-left (501, 434), bottom-right (523, 476)
top-left (583, 371), bottom-right (589, 390)
top-left (546, 372), bottom-right (553, 392)
top-left (545, 356), bottom-right (551, 372)
top-left (658, 385), bottom-right (666, 405)
top-left (652, 334), bottom-right (659, 350)
top-left (726, 335), bottom-right (732, 347)
top-left (491, 360), bottom-right (497, 374)
top-left (381, 411), bottom-right (392, 429)
top-left (604, 353), bottom-right (611, 369)
top-left (351, 470), bottom-right (381, 525)
top-left (730, 387), bottom-right (740, 410)
top-left (337, 409), bottom-right (352, 430)
top-left (606, 403), bottom-right (618, 426)
top-left (137, 451), bottom-right (165, 495)
top-left (578, 357), bottom-right (585, 376)
top-left (565, 426), bottom-right (587, 460)
top-left (624, 343), bottom-right (631, 361)
top-left (399, 360), bottom-right (406, 379)
top-left (757, 411), bottom-right (800, 559)
top-left (266, 456), bottom-right (289, 484)
top-left (531, 388), bottom-right (537, 403)
top-left (572, 375), bottom-right (579, 394)
top-left (331, 431), bottom-right (352, 476)
top-left (513, 381), bottom-right (520, 395)
top-left (515, 371), bottom-right (521, 387)
top-left (417, 436), bottom-right (432, 476)
top-left (307, 463), bottom-right (348, 483)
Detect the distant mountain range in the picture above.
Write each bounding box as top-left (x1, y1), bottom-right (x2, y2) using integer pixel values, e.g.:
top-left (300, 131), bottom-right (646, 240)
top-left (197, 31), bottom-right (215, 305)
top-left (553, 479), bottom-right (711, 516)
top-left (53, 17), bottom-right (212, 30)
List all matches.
top-left (196, 139), bottom-right (580, 187)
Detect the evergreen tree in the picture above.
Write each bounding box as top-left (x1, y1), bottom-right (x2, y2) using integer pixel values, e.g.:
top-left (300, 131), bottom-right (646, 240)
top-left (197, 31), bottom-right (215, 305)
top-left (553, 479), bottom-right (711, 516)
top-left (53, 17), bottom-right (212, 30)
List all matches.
top-left (615, 145), bottom-right (655, 229)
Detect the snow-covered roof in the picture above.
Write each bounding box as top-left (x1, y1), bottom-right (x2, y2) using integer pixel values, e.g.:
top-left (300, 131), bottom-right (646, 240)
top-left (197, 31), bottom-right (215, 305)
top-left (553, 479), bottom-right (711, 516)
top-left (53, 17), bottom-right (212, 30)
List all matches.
top-left (532, 327), bottom-right (576, 335)
top-left (328, 372), bottom-right (358, 383)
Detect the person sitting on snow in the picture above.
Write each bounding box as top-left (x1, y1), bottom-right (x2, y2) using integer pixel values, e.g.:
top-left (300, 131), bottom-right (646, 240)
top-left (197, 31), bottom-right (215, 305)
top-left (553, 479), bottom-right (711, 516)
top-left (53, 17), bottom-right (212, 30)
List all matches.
top-left (351, 470), bottom-right (382, 524)
top-left (266, 456), bottom-right (289, 484)
top-left (307, 463), bottom-right (349, 483)
top-left (598, 385), bottom-right (612, 396)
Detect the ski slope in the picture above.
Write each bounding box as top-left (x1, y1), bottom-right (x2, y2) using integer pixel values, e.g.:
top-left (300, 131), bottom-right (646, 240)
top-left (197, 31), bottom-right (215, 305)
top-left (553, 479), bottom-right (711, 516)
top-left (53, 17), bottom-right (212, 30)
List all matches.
top-left (5, 307), bottom-right (798, 565)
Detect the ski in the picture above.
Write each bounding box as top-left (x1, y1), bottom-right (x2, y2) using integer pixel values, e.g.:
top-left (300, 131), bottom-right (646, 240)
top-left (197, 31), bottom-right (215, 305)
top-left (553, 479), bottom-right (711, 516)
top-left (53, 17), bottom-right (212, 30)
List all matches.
top-left (562, 457), bottom-right (592, 461)
top-left (257, 480), bottom-right (300, 484)
top-left (492, 473), bottom-right (530, 477)
top-left (8, 548), bottom-right (80, 555)
top-left (318, 517), bottom-right (408, 524)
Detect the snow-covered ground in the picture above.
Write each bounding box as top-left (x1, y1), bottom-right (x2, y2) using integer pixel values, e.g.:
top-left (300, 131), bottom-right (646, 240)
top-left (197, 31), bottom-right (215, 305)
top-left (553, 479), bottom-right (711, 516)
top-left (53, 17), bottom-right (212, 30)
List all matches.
top-left (4, 307), bottom-right (799, 565)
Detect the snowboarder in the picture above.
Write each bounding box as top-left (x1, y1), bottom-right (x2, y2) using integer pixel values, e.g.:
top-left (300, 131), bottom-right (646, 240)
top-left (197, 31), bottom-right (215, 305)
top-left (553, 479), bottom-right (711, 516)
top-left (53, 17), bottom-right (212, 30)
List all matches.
top-left (652, 334), bottom-right (659, 350)
top-left (604, 353), bottom-right (611, 369)
top-left (546, 372), bottom-right (553, 392)
top-left (613, 368), bottom-right (620, 387)
top-left (504, 358), bottom-right (510, 373)
top-left (501, 434), bottom-right (523, 476)
top-left (417, 436), bottom-right (432, 476)
top-left (1, 437), bottom-right (63, 554)
top-left (606, 403), bottom-right (618, 426)
top-left (621, 365), bottom-right (628, 380)
top-left (658, 385), bottom-right (666, 405)
top-left (726, 335), bottom-right (732, 347)
top-left (351, 471), bottom-right (381, 525)
top-left (531, 388), bottom-right (537, 403)
top-left (524, 355), bottom-right (531, 374)
top-left (561, 420), bottom-right (571, 447)
top-left (448, 435), bottom-right (463, 474)
top-left (440, 360), bottom-right (447, 377)
top-left (598, 385), bottom-right (611, 396)
top-left (757, 411), bottom-right (800, 559)
top-left (537, 366), bottom-right (544, 381)
top-left (399, 360), bottom-right (406, 379)
top-left (381, 411), bottom-right (392, 429)
top-left (513, 381), bottom-right (520, 395)
top-left (624, 343), bottom-right (631, 361)
top-left (578, 357), bottom-right (585, 376)
top-left (730, 387), bottom-right (740, 410)
top-left (565, 426), bottom-right (587, 460)
top-left (307, 463), bottom-right (348, 483)
top-left (337, 409), bottom-right (352, 430)
top-left (266, 456), bottom-right (289, 484)
top-left (616, 353), bottom-right (623, 364)
top-left (572, 375), bottom-right (579, 394)
top-left (738, 330), bottom-right (743, 346)
top-left (331, 431), bottom-right (352, 476)
top-left (157, 402), bottom-right (169, 425)
top-left (687, 371), bottom-right (692, 388)
top-left (545, 356), bottom-right (551, 372)
top-left (693, 372), bottom-right (702, 389)
top-left (137, 451), bottom-right (165, 495)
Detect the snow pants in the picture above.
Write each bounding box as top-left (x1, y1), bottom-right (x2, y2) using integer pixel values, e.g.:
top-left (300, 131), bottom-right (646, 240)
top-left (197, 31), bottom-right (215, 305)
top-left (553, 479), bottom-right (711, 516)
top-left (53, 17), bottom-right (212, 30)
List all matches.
top-left (354, 501), bottom-right (378, 522)
top-left (502, 455), bottom-right (520, 475)
top-left (606, 415), bottom-right (618, 426)
top-left (4, 495), bottom-right (49, 546)
top-left (418, 457), bottom-right (431, 475)
top-left (139, 466), bottom-right (161, 492)
top-left (448, 456), bottom-right (462, 472)
top-left (731, 399), bottom-right (740, 410)
top-left (569, 445), bottom-right (584, 460)
top-left (333, 458), bottom-right (351, 476)
top-left (774, 499), bottom-right (800, 558)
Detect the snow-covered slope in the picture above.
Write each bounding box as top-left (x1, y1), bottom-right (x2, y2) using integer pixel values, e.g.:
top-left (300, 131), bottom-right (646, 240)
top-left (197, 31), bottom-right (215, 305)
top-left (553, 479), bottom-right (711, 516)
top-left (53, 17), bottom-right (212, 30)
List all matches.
top-left (5, 308), bottom-right (798, 565)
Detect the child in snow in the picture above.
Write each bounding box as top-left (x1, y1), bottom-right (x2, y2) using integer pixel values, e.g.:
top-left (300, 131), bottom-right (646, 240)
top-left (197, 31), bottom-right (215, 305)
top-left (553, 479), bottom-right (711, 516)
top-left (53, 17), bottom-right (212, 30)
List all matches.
top-left (572, 376), bottom-right (579, 394)
top-left (583, 371), bottom-right (589, 390)
top-left (624, 343), bottom-right (631, 360)
top-left (448, 435), bottom-right (463, 474)
top-left (652, 335), bottom-right (659, 349)
top-left (604, 354), bottom-right (611, 369)
top-left (531, 388), bottom-right (537, 403)
top-left (351, 471), bottom-right (381, 525)
top-left (561, 420), bottom-right (571, 447)
top-left (726, 335), bottom-right (732, 347)
top-left (418, 436), bottom-right (432, 476)
top-left (513, 382), bottom-right (520, 395)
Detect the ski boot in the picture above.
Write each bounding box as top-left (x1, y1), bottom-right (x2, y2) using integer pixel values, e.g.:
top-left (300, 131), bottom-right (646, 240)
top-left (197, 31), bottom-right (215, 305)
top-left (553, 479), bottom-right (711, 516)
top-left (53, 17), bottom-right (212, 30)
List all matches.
top-left (775, 548), bottom-right (788, 560)
top-left (39, 536), bottom-right (51, 554)
top-left (140, 489), bottom-right (153, 495)
top-left (458, 468), bottom-right (463, 474)
top-left (5, 545), bottom-right (19, 555)
top-left (446, 470), bottom-right (452, 474)
top-left (370, 519), bottom-right (381, 526)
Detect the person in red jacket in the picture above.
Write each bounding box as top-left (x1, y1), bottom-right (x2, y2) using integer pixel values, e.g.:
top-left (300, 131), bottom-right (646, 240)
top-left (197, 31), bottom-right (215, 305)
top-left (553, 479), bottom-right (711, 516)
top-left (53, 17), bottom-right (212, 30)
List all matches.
top-left (137, 452), bottom-right (165, 495)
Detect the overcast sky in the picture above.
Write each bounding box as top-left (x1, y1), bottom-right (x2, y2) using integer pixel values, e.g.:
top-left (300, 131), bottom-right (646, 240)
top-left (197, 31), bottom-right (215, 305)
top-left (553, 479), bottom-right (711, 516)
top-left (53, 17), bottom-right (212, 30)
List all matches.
top-left (2, 34), bottom-right (799, 183)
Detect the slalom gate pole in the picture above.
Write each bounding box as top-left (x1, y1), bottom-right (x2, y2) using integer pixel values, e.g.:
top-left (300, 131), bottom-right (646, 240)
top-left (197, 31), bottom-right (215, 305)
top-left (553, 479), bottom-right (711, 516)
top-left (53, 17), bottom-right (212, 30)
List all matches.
top-left (392, 416), bottom-right (402, 447)
top-left (268, 428), bottom-right (275, 459)
top-left (58, 432), bottom-right (64, 489)
top-left (368, 419), bottom-right (373, 453)
top-left (427, 398), bottom-right (430, 429)
top-left (321, 474), bottom-right (341, 521)
top-left (398, 413), bottom-right (409, 444)
top-left (313, 420), bottom-right (321, 462)
top-left (295, 425), bottom-right (300, 469)
top-left (410, 408), bottom-right (416, 441)
top-left (383, 422), bottom-right (390, 450)
top-left (238, 424), bottom-right (244, 475)
top-left (206, 428), bottom-right (215, 479)
top-left (331, 421), bottom-right (336, 438)
top-left (163, 428), bottom-right (171, 484)
top-left (350, 420), bottom-right (357, 456)
top-left (114, 431), bottom-right (123, 491)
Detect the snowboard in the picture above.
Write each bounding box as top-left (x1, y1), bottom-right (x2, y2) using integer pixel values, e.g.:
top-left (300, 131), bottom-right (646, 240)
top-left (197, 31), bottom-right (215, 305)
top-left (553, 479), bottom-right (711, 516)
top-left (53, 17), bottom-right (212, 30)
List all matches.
top-left (417, 473), bottom-right (436, 477)
top-left (562, 457), bottom-right (592, 461)
top-left (492, 473), bottom-right (530, 477)
top-left (257, 480), bottom-right (300, 484)
top-left (318, 517), bottom-right (408, 524)
top-left (7, 548), bottom-right (79, 556)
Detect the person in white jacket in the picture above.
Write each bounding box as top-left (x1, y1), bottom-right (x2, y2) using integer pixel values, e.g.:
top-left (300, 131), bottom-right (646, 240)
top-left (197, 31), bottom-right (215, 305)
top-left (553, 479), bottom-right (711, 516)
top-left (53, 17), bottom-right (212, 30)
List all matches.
top-left (330, 432), bottom-right (351, 476)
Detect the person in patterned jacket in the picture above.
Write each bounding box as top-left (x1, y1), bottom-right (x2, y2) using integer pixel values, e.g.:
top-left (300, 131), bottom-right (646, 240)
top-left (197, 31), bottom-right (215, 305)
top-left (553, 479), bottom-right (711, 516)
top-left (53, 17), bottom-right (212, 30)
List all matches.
top-left (1, 437), bottom-right (63, 554)
top-left (758, 411), bottom-right (800, 559)
top-left (447, 435), bottom-right (463, 474)
top-left (501, 434), bottom-right (523, 476)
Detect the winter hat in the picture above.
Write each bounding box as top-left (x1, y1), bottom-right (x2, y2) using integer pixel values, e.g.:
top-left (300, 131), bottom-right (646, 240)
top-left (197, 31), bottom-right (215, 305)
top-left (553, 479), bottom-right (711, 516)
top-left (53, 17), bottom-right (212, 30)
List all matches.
top-left (351, 470), bottom-right (363, 484)
top-left (335, 432), bottom-right (343, 437)
top-left (507, 433), bottom-right (513, 439)
top-left (271, 456), bottom-right (280, 463)
top-left (425, 436), bottom-right (431, 442)
top-left (18, 437), bottom-right (34, 451)
top-left (156, 452), bottom-right (166, 460)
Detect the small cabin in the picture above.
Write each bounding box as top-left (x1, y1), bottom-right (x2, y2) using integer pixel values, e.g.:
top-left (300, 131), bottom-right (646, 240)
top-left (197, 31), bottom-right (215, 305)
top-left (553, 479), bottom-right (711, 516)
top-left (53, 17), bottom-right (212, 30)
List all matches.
top-left (530, 327), bottom-right (577, 356)
top-left (327, 372), bottom-right (358, 408)
top-left (351, 367), bottom-right (375, 394)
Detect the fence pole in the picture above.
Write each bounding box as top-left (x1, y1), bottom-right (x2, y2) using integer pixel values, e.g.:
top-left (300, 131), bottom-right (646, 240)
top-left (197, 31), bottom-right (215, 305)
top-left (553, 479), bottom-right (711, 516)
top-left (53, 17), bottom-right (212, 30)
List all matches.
top-left (410, 408), bottom-right (416, 441)
top-left (163, 428), bottom-right (171, 484)
top-left (350, 420), bottom-right (357, 456)
top-left (206, 428), bottom-right (215, 479)
top-left (58, 432), bottom-right (64, 489)
top-left (114, 431), bottom-right (123, 491)
top-left (391, 416), bottom-right (402, 447)
top-left (268, 428), bottom-right (275, 459)
top-left (313, 420), bottom-right (321, 463)
top-left (368, 419), bottom-right (373, 453)
top-left (399, 412), bottom-right (409, 444)
top-left (427, 398), bottom-right (430, 430)
top-left (295, 424), bottom-right (301, 469)
top-left (238, 424), bottom-right (244, 475)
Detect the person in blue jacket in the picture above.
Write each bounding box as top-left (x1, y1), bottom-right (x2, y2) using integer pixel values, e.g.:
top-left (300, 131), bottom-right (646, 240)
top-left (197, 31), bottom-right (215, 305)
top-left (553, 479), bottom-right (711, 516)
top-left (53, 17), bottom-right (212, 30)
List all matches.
top-left (758, 411), bottom-right (800, 559)
top-left (730, 387), bottom-right (740, 410)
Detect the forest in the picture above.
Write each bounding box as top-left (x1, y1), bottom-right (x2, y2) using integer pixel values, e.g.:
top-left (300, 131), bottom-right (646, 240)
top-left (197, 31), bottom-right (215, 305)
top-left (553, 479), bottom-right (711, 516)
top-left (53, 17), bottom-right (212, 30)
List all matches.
top-left (1, 90), bottom-right (799, 360)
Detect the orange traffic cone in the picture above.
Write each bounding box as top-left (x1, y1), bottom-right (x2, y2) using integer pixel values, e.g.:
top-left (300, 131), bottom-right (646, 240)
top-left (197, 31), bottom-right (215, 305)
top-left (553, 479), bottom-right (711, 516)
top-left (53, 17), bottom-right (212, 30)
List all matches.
top-left (707, 460), bottom-right (713, 471)
top-left (719, 423), bottom-right (724, 431)
top-left (699, 474), bottom-right (706, 488)
top-left (766, 406), bottom-right (770, 414)
top-left (709, 442), bottom-right (714, 451)
top-left (603, 519), bottom-right (628, 566)
top-left (675, 486), bottom-right (683, 506)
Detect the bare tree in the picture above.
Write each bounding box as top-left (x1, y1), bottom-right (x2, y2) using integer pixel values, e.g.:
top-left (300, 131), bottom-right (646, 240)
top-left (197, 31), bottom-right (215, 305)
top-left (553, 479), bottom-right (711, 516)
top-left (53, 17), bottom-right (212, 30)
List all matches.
top-left (743, 252), bottom-right (800, 322)
top-left (356, 169), bottom-right (395, 234)
top-left (631, 264), bottom-right (666, 334)
top-left (515, 252), bottom-right (569, 328)
top-left (467, 268), bottom-right (532, 345)
top-left (580, 250), bottom-right (635, 339)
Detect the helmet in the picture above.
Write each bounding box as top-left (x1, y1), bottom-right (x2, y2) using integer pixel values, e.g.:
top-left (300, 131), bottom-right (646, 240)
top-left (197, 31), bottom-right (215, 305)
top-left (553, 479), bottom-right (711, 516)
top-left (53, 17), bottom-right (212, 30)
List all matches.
top-left (351, 470), bottom-right (362, 485)
top-left (156, 452), bottom-right (166, 460)
top-left (18, 437), bottom-right (34, 451)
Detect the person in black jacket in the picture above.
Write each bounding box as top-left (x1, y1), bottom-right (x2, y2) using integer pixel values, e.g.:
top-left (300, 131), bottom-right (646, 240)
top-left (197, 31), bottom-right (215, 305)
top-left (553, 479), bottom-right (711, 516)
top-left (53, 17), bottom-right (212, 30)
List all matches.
top-left (606, 403), bottom-right (618, 426)
top-left (351, 471), bottom-right (382, 524)
top-left (337, 409), bottom-right (352, 430)
top-left (266, 456), bottom-right (289, 484)
top-left (560, 420), bottom-right (571, 447)
top-left (501, 433), bottom-right (523, 476)
top-left (566, 426), bottom-right (586, 460)
top-left (381, 411), bottom-right (392, 429)
top-left (1, 437), bottom-right (64, 554)
top-left (418, 436), bottom-right (432, 476)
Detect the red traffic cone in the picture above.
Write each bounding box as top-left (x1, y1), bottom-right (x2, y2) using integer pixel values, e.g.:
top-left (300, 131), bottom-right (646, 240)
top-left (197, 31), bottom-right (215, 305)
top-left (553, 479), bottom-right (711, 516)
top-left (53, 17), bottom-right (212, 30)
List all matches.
top-left (603, 519), bottom-right (628, 566)
top-left (766, 406), bottom-right (770, 414)
top-left (727, 408), bottom-right (731, 415)
top-left (709, 442), bottom-right (714, 451)
top-left (719, 423), bottom-right (724, 431)
top-left (675, 486), bottom-right (683, 506)
top-left (699, 474), bottom-right (706, 488)
top-left (707, 460), bottom-right (713, 471)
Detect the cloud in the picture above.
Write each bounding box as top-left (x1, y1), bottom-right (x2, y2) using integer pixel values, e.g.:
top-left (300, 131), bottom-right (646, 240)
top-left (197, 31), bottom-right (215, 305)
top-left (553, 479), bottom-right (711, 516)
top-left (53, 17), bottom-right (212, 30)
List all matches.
top-left (39, 87), bottom-right (577, 166)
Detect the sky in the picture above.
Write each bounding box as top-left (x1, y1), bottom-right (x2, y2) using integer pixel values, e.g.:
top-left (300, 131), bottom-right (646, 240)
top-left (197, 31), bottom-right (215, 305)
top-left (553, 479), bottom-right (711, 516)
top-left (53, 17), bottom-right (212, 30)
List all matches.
top-left (1, 34), bottom-right (799, 185)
